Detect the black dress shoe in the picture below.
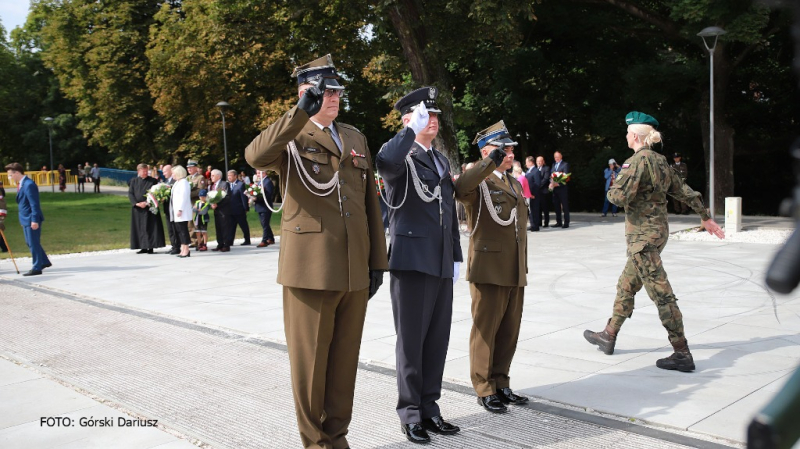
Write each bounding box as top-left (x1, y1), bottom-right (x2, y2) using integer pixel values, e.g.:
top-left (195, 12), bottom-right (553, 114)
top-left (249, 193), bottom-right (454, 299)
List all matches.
top-left (136, 249), bottom-right (149, 254)
top-left (43, 262), bottom-right (52, 269)
top-left (240, 241), bottom-right (251, 246)
top-left (23, 269), bottom-right (43, 276)
top-left (401, 423), bottom-right (430, 444)
top-left (168, 248), bottom-right (181, 255)
top-left (562, 224), bottom-right (569, 229)
top-left (421, 416), bottom-right (460, 435)
top-left (211, 247), bottom-right (222, 252)
top-left (478, 395), bottom-right (507, 413)
top-left (554, 223), bottom-right (563, 228)
top-left (496, 387), bottom-right (529, 405)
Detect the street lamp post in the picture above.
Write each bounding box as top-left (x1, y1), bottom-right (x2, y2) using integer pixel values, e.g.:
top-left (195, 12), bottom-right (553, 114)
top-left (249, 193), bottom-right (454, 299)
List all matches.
top-left (698, 26), bottom-right (726, 219)
top-left (216, 101), bottom-right (230, 174)
top-left (44, 117), bottom-right (54, 192)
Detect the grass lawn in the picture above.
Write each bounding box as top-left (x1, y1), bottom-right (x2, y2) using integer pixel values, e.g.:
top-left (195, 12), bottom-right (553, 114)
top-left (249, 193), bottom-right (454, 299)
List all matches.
top-left (0, 192), bottom-right (282, 258)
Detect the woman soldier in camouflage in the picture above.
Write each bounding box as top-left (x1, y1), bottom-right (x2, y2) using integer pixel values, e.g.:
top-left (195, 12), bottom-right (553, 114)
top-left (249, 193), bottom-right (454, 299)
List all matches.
top-left (584, 111), bottom-right (725, 372)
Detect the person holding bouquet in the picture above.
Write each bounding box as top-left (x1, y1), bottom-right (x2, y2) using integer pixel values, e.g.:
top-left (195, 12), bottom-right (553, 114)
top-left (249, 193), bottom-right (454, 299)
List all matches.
top-left (169, 166), bottom-right (193, 258)
top-left (584, 111), bottom-right (725, 372)
top-left (128, 164), bottom-right (165, 254)
top-left (550, 151), bottom-right (570, 228)
top-left (192, 189), bottom-right (210, 251)
top-left (207, 169), bottom-right (231, 252)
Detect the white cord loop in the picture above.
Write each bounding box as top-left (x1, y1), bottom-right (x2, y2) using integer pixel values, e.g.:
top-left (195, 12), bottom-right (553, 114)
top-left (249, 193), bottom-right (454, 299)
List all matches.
top-left (463, 180), bottom-right (518, 242)
top-left (378, 149), bottom-right (443, 224)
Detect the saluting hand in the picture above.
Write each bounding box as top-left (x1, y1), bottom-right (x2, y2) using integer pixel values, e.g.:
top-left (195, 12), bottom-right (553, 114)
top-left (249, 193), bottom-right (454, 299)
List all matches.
top-left (702, 218), bottom-right (725, 239)
top-left (488, 148), bottom-right (505, 167)
top-left (297, 77), bottom-right (325, 116)
top-left (407, 101), bottom-right (430, 134)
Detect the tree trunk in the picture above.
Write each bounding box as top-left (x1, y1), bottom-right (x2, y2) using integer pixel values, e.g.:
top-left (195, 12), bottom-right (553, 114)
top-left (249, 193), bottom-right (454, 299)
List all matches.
top-left (698, 44), bottom-right (734, 217)
top-left (385, 0), bottom-right (460, 170)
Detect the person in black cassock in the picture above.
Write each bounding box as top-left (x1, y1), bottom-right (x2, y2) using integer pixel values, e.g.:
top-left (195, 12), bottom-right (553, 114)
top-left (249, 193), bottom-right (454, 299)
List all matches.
top-left (129, 163), bottom-right (165, 254)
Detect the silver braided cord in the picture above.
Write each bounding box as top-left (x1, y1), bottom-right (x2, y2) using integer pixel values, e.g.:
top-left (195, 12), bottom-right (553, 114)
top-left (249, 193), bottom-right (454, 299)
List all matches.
top-left (260, 140), bottom-right (342, 215)
top-left (378, 150), bottom-right (443, 223)
top-left (464, 180), bottom-right (518, 240)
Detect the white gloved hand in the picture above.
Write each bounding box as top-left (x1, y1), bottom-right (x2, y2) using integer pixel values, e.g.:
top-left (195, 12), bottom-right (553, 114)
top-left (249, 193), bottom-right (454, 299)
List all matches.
top-left (407, 101), bottom-right (430, 134)
top-left (453, 262), bottom-right (461, 285)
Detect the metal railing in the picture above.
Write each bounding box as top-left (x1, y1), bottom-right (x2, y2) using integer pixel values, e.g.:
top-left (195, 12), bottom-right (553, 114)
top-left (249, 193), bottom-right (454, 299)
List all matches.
top-left (0, 170), bottom-right (79, 188)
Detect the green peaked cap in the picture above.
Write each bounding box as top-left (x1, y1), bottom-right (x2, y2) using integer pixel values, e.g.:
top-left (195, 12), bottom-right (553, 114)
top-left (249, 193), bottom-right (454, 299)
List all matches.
top-left (625, 111), bottom-right (659, 129)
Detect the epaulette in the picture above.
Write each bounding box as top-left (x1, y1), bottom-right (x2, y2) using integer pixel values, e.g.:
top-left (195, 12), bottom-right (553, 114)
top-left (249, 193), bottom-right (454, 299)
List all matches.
top-left (337, 122), bottom-right (363, 135)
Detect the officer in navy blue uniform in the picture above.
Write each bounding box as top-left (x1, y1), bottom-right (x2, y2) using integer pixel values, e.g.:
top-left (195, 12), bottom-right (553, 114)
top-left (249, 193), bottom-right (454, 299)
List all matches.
top-left (376, 87), bottom-right (463, 444)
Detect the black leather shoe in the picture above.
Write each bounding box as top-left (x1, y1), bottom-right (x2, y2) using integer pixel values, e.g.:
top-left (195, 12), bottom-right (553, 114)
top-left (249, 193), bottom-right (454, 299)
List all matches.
top-left (562, 224), bottom-right (569, 228)
top-left (496, 387), bottom-right (529, 405)
top-left (401, 423), bottom-right (430, 444)
top-left (421, 416), bottom-right (460, 435)
top-left (168, 248), bottom-right (180, 255)
top-left (240, 241), bottom-right (251, 246)
top-left (43, 262), bottom-right (52, 269)
top-left (136, 249), bottom-right (149, 254)
top-left (478, 395), bottom-right (507, 413)
top-left (211, 247), bottom-right (222, 252)
top-left (23, 269), bottom-right (42, 276)
top-left (554, 223), bottom-right (563, 228)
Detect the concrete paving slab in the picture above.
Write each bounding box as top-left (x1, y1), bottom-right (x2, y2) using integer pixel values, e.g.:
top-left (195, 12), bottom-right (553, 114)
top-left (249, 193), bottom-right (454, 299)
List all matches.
top-left (0, 378), bottom-right (97, 430)
top-left (0, 359), bottom-right (42, 387)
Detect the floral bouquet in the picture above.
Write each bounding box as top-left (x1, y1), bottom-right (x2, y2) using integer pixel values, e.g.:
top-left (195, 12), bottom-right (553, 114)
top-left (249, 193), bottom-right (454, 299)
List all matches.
top-left (146, 191), bottom-right (160, 214)
top-left (206, 189), bottom-right (227, 205)
top-left (374, 174), bottom-right (385, 193)
top-left (549, 172), bottom-right (572, 191)
top-left (149, 183), bottom-right (172, 202)
top-left (245, 183), bottom-right (263, 199)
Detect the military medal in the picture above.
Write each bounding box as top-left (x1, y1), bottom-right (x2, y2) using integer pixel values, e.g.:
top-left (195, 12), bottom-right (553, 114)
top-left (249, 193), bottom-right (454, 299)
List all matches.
top-left (495, 205), bottom-right (503, 214)
top-left (312, 163), bottom-right (320, 174)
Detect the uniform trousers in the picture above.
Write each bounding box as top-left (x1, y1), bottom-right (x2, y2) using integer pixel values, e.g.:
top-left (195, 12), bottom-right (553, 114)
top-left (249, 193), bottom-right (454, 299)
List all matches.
top-left (469, 283), bottom-right (524, 397)
top-left (284, 287), bottom-right (368, 449)
top-left (23, 225), bottom-right (50, 271)
top-left (609, 242), bottom-right (685, 344)
top-left (390, 270), bottom-right (453, 424)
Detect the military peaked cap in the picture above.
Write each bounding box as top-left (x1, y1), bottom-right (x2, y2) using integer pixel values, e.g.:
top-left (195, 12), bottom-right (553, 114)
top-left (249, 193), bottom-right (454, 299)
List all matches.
top-left (394, 86), bottom-right (442, 115)
top-left (472, 120), bottom-right (519, 149)
top-left (292, 54), bottom-right (344, 90)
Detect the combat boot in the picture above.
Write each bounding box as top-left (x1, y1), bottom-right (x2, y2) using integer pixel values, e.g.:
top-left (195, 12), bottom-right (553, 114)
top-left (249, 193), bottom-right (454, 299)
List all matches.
top-left (656, 339), bottom-right (695, 372)
top-left (583, 325), bottom-right (617, 355)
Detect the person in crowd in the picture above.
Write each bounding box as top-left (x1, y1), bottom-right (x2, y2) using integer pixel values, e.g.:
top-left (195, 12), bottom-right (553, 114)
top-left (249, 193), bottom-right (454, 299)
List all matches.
top-left (252, 170), bottom-right (275, 248)
top-left (535, 156), bottom-right (550, 227)
top-left (186, 160), bottom-right (208, 247)
top-left (671, 152), bottom-right (690, 215)
top-left (162, 165), bottom-right (180, 255)
top-left (456, 121), bottom-right (529, 414)
top-left (192, 189), bottom-right (210, 251)
top-left (169, 165), bottom-right (193, 258)
top-left (227, 169), bottom-right (251, 246)
top-left (376, 87), bottom-right (463, 444)
top-left (5, 162), bottom-right (52, 276)
top-left (91, 163), bottom-right (101, 193)
top-left (245, 54), bottom-right (388, 449)
top-left (128, 163), bottom-right (165, 254)
top-left (602, 159), bottom-right (621, 217)
top-left (0, 181), bottom-right (8, 253)
top-left (584, 111), bottom-right (725, 372)
top-left (77, 163), bottom-right (86, 192)
top-left (512, 160), bottom-right (532, 209)
top-left (550, 151), bottom-right (570, 228)
top-left (83, 162), bottom-right (92, 189)
top-left (239, 170), bottom-right (251, 185)
top-left (205, 165), bottom-right (212, 179)
top-left (57, 164), bottom-right (67, 192)
top-left (208, 169), bottom-right (231, 252)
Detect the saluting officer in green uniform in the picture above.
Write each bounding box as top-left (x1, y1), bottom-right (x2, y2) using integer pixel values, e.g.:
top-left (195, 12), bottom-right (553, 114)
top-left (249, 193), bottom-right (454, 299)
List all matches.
top-left (584, 111), bottom-right (725, 372)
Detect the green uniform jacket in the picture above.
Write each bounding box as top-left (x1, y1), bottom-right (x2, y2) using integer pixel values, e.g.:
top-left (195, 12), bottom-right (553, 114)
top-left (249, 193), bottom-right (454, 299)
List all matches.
top-left (245, 106), bottom-right (389, 292)
top-left (455, 159), bottom-right (528, 287)
top-left (672, 161), bottom-right (688, 180)
top-left (608, 147), bottom-right (710, 256)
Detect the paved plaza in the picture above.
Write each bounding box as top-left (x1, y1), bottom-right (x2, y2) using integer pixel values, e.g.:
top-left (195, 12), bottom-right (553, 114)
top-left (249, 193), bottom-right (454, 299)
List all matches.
top-left (1, 213), bottom-right (798, 448)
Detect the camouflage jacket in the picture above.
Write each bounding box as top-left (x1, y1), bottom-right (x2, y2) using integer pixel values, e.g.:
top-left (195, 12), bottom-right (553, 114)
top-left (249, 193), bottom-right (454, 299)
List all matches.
top-left (608, 147), bottom-right (710, 255)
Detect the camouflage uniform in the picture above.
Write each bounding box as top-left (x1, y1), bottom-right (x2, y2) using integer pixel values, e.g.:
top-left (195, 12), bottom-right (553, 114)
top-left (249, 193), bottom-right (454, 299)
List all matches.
top-left (606, 147), bottom-right (710, 344)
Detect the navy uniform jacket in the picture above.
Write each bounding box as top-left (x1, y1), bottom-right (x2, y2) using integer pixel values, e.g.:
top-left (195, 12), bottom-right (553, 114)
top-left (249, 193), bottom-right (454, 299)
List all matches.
top-left (376, 127), bottom-right (463, 278)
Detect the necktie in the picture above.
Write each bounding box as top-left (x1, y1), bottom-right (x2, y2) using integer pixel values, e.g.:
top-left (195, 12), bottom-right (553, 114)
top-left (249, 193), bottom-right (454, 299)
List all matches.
top-left (323, 127), bottom-right (342, 154)
top-left (211, 182), bottom-right (216, 191)
top-left (426, 150), bottom-right (438, 171)
top-left (503, 173), bottom-right (517, 197)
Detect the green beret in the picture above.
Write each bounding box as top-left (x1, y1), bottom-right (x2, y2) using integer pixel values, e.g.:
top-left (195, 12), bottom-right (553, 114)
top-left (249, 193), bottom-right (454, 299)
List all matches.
top-left (625, 111), bottom-right (659, 129)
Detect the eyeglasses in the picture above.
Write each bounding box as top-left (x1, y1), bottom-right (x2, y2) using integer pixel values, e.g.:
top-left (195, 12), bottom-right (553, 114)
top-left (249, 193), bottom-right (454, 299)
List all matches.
top-left (323, 89), bottom-right (345, 98)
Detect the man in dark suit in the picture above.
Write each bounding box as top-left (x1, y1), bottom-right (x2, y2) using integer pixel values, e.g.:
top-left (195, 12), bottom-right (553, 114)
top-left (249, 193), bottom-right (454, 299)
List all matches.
top-left (162, 165), bottom-right (180, 255)
top-left (534, 157), bottom-right (551, 227)
top-left (524, 156), bottom-right (546, 232)
top-left (550, 151), bottom-right (570, 228)
top-left (5, 162), bottom-right (51, 276)
top-left (208, 169), bottom-right (231, 252)
top-left (253, 170), bottom-right (275, 248)
top-left (376, 87), bottom-right (463, 444)
top-left (226, 169), bottom-right (251, 246)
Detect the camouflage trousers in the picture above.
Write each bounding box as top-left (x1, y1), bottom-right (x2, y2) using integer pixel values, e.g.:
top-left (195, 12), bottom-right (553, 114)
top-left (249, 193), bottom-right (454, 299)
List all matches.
top-left (609, 244), bottom-right (685, 344)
